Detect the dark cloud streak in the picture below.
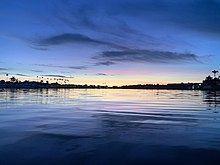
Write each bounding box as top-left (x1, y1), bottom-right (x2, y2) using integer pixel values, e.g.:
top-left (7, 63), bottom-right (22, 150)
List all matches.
top-left (36, 33), bottom-right (104, 46)
top-left (96, 73), bottom-right (108, 76)
top-left (41, 74), bottom-right (74, 78)
top-left (94, 49), bottom-right (201, 65)
top-left (95, 61), bottom-right (116, 66)
top-left (32, 33), bottom-right (129, 50)
top-left (31, 69), bottom-right (44, 73)
top-left (34, 64), bottom-right (88, 70)
top-left (15, 73), bottom-right (30, 77)
top-left (68, 66), bottom-right (88, 70)
top-left (0, 68), bottom-right (8, 71)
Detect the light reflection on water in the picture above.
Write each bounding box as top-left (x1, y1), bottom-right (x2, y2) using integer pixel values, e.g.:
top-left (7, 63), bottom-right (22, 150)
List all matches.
top-left (0, 89), bottom-right (220, 165)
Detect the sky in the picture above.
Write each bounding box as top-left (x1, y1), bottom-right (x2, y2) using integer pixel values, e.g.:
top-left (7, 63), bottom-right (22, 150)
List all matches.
top-left (0, 0), bottom-right (220, 86)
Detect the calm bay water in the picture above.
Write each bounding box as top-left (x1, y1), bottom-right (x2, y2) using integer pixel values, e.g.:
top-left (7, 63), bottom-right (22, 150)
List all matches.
top-left (0, 89), bottom-right (220, 165)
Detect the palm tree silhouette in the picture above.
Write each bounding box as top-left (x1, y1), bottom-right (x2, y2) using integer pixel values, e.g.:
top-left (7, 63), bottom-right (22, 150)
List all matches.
top-left (10, 76), bottom-right (17, 83)
top-left (212, 70), bottom-right (219, 78)
top-left (6, 74), bottom-right (8, 82)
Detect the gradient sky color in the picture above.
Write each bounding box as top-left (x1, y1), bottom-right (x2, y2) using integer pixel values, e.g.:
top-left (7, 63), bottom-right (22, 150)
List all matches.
top-left (0, 0), bottom-right (220, 86)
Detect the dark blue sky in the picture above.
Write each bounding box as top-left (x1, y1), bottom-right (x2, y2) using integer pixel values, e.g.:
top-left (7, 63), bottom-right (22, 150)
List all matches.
top-left (0, 0), bottom-right (220, 85)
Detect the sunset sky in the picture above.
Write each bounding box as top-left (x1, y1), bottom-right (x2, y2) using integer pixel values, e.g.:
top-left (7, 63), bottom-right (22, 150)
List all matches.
top-left (0, 0), bottom-right (220, 86)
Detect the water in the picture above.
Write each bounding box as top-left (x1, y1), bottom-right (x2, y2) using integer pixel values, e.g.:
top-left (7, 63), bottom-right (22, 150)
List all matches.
top-left (0, 89), bottom-right (220, 165)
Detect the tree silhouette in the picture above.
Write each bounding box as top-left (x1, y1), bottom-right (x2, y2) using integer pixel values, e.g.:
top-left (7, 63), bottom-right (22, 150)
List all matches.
top-left (212, 70), bottom-right (218, 78)
top-left (205, 75), bottom-right (213, 81)
top-left (6, 74), bottom-right (8, 82)
top-left (10, 76), bottom-right (17, 83)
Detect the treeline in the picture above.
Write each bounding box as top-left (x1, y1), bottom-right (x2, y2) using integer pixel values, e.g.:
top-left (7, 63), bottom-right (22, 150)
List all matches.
top-left (0, 80), bottom-right (108, 89)
top-left (0, 79), bottom-right (201, 90)
top-left (119, 83), bottom-right (201, 90)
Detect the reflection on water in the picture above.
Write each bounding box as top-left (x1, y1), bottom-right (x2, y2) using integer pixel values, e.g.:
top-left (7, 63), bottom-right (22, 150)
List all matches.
top-left (0, 89), bottom-right (220, 165)
top-left (203, 91), bottom-right (220, 113)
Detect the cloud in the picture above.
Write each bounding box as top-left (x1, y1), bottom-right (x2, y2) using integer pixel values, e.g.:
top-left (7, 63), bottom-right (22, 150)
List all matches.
top-left (0, 72), bottom-right (10, 75)
top-left (93, 49), bottom-right (201, 65)
top-left (96, 73), bottom-right (108, 76)
top-left (36, 33), bottom-right (104, 46)
top-left (15, 73), bottom-right (30, 77)
top-left (23, 1), bottom-right (199, 54)
top-left (55, 0), bottom-right (220, 38)
top-left (34, 64), bottom-right (55, 67)
top-left (0, 73), bottom-right (30, 77)
top-left (53, 2), bottom-right (145, 39)
top-left (115, 0), bottom-right (220, 36)
top-left (0, 67), bottom-right (8, 71)
top-left (34, 64), bottom-right (88, 70)
top-left (32, 33), bottom-right (128, 49)
top-left (41, 74), bottom-right (74, 78)
top-left (29, 46), bottom-right (49, 51)
top-left (68, 66), bottom-right (88, 70)
top-left (95, 61), bottom-right (116, 66)
top-left (31, 69), bottom-right (44, 73)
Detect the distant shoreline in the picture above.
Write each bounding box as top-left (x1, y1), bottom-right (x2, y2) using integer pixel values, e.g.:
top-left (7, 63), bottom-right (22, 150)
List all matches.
top-left (0, 87), bottom-right (219, 91)
top-left (0, 87), bottom-right (211, 90)
top-left (1, 73), bottom-right (220, 90)
top-left (0, 80), bottom-right (202, 90)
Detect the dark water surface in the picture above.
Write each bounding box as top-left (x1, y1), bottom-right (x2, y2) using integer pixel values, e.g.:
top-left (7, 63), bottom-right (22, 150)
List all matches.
top-left (0, 89), bottom-right (220, 165)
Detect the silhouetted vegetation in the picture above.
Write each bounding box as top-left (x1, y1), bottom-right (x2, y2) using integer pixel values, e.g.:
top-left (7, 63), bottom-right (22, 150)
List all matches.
top-left (0, 79), bottom-right (199, 90)
top-left (0, 70), bottom-right (220, 90)
top-left (0, 76), bottom-right (108, 89)
top-left (201, 70), bottom-right (220, 90)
